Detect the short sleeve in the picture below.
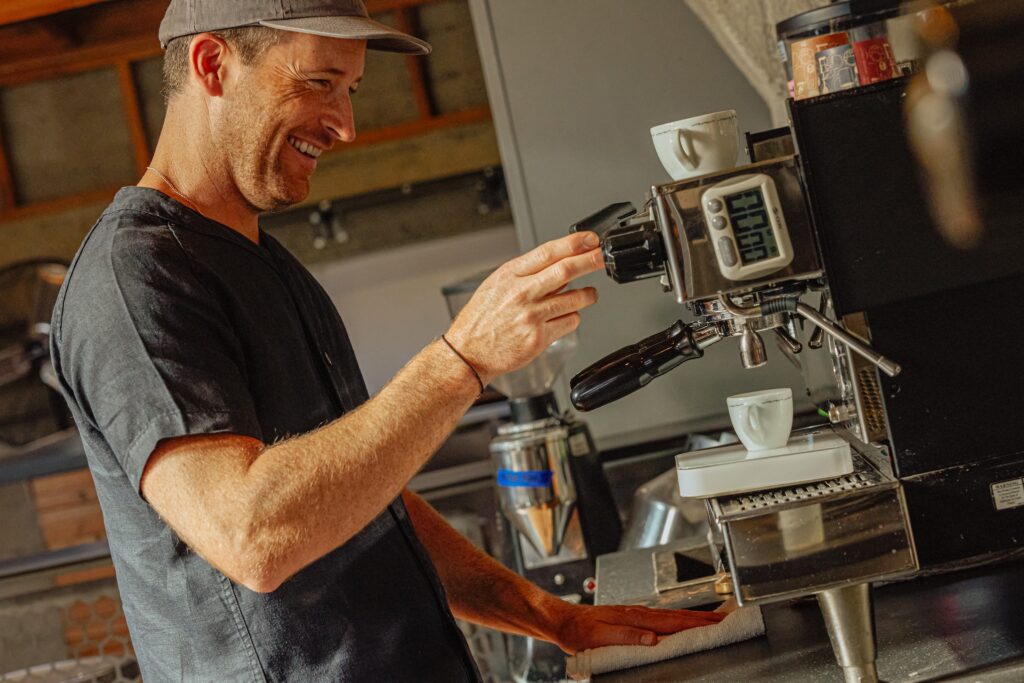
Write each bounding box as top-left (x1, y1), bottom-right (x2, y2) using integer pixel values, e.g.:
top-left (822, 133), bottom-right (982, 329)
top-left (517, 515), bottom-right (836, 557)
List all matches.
top-left (55, 220), bottom-right (262, 492)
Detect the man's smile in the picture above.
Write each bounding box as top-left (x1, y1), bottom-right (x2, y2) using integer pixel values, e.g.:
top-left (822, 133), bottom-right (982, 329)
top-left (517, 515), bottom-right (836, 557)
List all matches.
top-left (287, 136), bottom-right (323, 159)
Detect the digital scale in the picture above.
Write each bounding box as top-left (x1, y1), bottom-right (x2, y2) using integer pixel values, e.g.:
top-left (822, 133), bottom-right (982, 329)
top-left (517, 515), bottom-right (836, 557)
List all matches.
top-left (676, 430), bottom-right (854, 498)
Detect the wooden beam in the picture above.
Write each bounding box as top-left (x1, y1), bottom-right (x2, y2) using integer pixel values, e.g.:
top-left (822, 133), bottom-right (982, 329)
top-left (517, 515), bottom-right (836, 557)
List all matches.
top-left (116, 59), bottom-right (151, 175)
top-left (0, 108), bottom-right (491, 224)
top-left (0, 35), bottom-right (160, 87)
top-left (395, 7), bottom-right (434, 119)
top-left (0, 0), bottom-right (113, 26)
top-left (0, 184), bottom-right (121, 223)
top-left (0, 126), bottom-right (16, 212)
top-left (346, 106), bottom-right (490, 149)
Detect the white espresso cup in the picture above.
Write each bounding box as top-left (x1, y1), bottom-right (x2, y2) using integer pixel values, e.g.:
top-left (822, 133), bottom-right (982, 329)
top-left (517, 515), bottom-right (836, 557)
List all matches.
top-left (727, 388), bottom-right (794, 452)
top-left (650, 110), bottom-right (739, 181)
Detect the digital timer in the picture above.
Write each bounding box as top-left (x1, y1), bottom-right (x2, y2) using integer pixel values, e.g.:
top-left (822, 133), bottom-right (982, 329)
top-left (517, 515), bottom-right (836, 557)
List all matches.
top-left (701, 173), bottom-right (794, 281)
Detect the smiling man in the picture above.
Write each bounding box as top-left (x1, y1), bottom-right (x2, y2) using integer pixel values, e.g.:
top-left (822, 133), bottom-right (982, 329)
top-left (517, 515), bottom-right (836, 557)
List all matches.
top-left (50, 1), bottom-right (723, 681)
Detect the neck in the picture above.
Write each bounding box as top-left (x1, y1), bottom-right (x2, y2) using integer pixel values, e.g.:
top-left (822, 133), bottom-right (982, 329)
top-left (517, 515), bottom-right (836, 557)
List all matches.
top-left (140, 103), bottom-right (261, 243)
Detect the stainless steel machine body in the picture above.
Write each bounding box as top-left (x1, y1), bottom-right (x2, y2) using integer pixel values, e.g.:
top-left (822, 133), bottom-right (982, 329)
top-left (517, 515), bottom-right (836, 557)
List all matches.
top-left (709, 441), bottom-right (916, 606)
top-left (567, 158), bottom-right (900, 414)
top-left (706, 436), bottom-right (916, 683)
top-left (655, 157), bottom-right (821, 306)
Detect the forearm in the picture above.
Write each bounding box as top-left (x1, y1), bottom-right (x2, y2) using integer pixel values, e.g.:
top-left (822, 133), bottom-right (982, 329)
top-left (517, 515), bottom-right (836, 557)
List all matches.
top-left (147, 339), bottom-right (480, 591)
top-left (402, 493), bottom-right (731, 655)
top-left (249, 341), bottom-right (481, 579)
top-left (402, 490), bottom-right (568, 642)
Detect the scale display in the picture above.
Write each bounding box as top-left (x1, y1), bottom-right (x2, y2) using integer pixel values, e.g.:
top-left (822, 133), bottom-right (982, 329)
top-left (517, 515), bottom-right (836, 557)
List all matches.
top-left (724, 189), bottom-right (780, 265)
top-left (701, 173), bottom-right (794, 281)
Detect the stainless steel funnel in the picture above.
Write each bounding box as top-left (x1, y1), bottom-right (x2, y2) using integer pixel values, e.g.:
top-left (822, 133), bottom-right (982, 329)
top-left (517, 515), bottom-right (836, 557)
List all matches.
top-left (490, 420), bottom-right (577, 557)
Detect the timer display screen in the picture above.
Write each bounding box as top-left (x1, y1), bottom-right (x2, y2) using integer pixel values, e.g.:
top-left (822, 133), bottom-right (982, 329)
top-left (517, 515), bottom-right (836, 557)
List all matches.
top-left (725, 189), bottom-right (779, 265)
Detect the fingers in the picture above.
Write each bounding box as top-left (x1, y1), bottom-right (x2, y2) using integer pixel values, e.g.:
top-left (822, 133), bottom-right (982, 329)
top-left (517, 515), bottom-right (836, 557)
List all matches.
top-left (540, 287), bottom-right (598, 322)
top-left (582, 623), bottom-right (660, 650)
top-left (556, 605), bottom-right (727, 654)
top-left (528, 248), bottom-right (604, 297)
top-left (544, 311), bottom-right (582, 342)
top-left (610, 606), bottom-right (725, 633)
top-left (510, 232), bottom-right (601, 277)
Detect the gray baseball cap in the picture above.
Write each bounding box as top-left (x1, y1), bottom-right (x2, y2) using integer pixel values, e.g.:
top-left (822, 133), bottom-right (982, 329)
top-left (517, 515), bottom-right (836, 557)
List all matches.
top-left (159, 0), bottom-right (432, 54)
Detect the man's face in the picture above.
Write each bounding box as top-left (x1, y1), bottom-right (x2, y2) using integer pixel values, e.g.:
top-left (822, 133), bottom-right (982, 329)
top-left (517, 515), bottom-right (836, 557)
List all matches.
top-left (213, 33), bottom-right (366, 212)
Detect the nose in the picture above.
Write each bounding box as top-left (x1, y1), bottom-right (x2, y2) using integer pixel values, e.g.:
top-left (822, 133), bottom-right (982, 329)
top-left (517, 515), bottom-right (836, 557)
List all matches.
top-left (323, 94), bottom-right (356, 144)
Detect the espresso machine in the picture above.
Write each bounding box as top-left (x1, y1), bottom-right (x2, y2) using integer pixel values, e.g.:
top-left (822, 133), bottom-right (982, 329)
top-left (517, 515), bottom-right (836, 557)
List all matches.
top-left (570, 145), bottom-right (917, 683)
top-left (566, 3), bottom-right (1024, 680)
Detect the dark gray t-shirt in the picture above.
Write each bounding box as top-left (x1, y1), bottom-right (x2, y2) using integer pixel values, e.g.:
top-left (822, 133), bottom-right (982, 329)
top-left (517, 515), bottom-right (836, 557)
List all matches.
top-left (51, 187), bottom-right (481, 682)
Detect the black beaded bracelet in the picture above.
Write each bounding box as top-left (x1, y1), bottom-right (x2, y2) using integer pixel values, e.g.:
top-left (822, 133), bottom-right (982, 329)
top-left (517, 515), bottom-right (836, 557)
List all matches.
top-left (441, 334), bottom-right (485, 394)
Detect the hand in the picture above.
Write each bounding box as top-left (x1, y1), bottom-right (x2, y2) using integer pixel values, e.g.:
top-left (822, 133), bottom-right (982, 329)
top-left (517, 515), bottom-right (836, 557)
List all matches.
top-left (551, 603), bottom-right (726, 654)
top-left (445, 232), bottom-right (604, 383)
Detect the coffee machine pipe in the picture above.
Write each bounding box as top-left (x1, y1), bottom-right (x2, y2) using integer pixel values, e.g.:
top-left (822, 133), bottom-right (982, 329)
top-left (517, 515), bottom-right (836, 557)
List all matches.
top-left (795, 303), bottom-right (901, 378)
top-left (569, 321), bottom-right (721, 411)
top-left (716, 294), bottom-right (902, 378)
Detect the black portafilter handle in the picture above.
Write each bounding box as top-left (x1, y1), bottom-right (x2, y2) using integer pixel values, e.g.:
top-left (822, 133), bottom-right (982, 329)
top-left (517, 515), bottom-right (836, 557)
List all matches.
top-left (569, 320), bottom-right (707, 411)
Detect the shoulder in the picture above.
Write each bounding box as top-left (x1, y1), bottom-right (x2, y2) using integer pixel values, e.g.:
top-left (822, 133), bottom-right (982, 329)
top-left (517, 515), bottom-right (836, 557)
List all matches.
top-left (56, 201), bottom-right (204, 342)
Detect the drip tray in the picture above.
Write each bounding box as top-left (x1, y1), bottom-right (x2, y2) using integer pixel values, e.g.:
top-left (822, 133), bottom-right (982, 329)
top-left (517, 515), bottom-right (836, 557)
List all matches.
top-left (676, 430), bottom-right (853, 498)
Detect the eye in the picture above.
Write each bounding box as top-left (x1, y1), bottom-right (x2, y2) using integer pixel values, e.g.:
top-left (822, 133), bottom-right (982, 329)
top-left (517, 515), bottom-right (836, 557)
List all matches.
top-left (309, 79), bottom-right (332, 90)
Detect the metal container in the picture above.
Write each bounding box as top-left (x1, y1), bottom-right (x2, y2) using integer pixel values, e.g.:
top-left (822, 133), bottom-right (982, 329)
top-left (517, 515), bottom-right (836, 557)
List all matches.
top-left (489, 418), bottom-right (578, 557)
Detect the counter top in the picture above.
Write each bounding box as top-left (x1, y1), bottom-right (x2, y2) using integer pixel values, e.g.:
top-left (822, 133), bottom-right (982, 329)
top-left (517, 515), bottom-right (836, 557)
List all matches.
top-left (596, 556), bottom-right (1024, 682)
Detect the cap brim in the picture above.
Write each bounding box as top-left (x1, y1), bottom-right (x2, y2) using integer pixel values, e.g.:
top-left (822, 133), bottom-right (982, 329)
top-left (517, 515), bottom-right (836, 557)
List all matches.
top-left (259, 16), bottom-right (431, 55)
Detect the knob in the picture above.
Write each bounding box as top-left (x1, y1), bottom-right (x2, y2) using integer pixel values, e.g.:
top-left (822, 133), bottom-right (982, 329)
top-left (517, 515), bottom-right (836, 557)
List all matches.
top-left (602, 218), bottom-right (667, 284)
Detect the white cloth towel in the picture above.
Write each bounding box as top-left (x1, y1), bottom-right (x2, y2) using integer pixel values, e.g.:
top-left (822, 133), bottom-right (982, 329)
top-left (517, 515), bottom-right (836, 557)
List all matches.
top-left (565, 605), bottom-right (765, 680)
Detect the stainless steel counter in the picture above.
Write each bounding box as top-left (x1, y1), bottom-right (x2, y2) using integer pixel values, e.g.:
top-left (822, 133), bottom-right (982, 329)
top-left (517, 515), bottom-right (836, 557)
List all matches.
top-left (596, 557), bottom-right (1024, 682)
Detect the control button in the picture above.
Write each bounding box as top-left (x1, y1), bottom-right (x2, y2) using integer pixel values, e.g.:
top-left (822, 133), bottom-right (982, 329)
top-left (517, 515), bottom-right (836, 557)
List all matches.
top-left (553, 573), bottom-right (566, 587)
top-left (706, 198), bottom-right (723, 213)
top-left (711, 216), bottom-right (727, 231)
top-left (583, 577), bottom-right (597, 595)
top-left (718, 237), bottom-right (738, 267)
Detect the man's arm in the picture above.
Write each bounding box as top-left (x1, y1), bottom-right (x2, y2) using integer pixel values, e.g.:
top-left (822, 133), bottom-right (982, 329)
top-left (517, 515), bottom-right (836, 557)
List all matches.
top-left (140, 232), bottom-right (603, 594)
top-left (401, 491), bottom-right (725, 653)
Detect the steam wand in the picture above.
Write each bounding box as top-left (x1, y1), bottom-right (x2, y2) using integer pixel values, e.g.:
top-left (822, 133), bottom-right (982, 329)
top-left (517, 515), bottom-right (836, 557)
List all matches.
top-left (716, 294), bottom-right (902, 378)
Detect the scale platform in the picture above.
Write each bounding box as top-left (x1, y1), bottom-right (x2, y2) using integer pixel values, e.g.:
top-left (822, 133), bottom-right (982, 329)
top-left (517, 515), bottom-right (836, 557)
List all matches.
top-left (676, 430), bottom-right (853, 498)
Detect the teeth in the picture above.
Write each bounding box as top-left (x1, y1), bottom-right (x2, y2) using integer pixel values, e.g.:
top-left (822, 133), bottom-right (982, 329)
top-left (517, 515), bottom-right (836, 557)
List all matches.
top-left (288, 136), bottom-right (322, 159)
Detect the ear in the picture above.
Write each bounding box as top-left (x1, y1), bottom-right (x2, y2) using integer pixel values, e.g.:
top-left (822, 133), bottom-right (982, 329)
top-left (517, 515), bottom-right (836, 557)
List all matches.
top-left (188, 33), bottom-right (231, 97)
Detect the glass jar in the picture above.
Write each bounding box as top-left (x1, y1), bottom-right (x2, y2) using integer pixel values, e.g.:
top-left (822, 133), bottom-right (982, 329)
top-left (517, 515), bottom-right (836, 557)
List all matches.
top-left (777, 0), bottom-right (912, 101)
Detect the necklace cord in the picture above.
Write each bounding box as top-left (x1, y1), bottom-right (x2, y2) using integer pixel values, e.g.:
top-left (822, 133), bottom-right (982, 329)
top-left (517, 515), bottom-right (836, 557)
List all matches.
top-left (146, 166), bottom-right (197, 209)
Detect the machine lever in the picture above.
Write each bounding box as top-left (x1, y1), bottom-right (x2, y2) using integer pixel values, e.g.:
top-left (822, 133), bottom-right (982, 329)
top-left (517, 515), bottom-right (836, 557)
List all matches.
top-left (794, 303), bottom-right (901, 378)
top-left (569, 202), bottom-right (637, 235)
top-left (569, 321), bottom-right (720, 411)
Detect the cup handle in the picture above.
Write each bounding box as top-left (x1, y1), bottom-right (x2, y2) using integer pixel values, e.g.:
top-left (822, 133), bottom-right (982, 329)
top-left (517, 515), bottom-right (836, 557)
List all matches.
top-left (674, 130), bottom-right (698, 170)
top-left (746, 405), bottom-right (762, 437)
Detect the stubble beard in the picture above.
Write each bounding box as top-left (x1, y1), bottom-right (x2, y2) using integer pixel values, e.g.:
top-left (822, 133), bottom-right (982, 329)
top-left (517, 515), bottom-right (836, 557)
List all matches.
top-left (218, 93), bottom-right (309, 214)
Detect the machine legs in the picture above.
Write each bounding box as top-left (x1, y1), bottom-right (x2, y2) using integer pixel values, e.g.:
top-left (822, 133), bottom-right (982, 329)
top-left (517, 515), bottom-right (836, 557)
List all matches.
top-left (817, 583), bottom-right (879, 683)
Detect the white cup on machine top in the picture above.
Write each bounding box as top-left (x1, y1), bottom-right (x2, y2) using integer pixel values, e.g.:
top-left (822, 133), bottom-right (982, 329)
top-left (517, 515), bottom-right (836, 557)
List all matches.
top-left (650, 110), bottom-right (740, 181)
top-left (727, 388), bottom-right (794, 452)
